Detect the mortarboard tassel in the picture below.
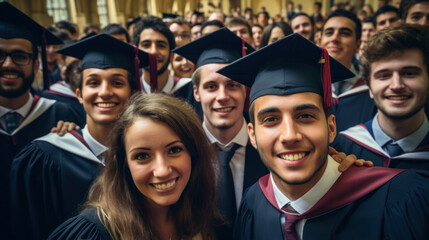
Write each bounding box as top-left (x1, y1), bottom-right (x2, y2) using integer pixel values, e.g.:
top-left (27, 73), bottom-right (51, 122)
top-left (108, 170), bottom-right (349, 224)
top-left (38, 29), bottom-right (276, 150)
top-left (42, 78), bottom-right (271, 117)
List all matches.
top-left (149, 53), bottom-right (158, 92)
top-left (133, 46), bottom-right (143, 91)
top-left (41, 27), bottom-right (50, 90)
top-left (320, 48), bottom-right (332, 114)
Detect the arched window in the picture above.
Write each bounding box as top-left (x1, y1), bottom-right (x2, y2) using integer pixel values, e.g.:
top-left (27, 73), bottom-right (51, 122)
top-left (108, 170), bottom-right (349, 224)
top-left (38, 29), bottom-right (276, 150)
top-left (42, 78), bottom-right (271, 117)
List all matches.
top-left (47, 0), bottom-right (69, 22)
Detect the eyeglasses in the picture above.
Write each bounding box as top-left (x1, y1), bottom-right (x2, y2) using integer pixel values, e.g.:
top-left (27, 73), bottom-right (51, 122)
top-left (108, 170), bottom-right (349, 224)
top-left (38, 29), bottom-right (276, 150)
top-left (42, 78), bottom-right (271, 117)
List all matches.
top-left (0, 50), bottom-right (34, 66)
top-left (173, 33), bottom-right (190, 39)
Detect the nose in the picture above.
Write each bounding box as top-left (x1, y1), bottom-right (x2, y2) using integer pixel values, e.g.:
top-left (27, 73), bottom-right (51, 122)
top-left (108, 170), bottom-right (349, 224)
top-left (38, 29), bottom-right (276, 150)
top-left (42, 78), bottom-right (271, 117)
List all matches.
top-left (153, 154), bottom-right (172, 178)
top-left (216, 85), bottom-right (230, 102)
top-left (98, 81), bottom-right (113, 98)
top-left (390, 72), bottom-right (405, 90)
top-left (279, 117), bottom-right (302, 144)
top-left (2, 55), bottom-right (15, 67)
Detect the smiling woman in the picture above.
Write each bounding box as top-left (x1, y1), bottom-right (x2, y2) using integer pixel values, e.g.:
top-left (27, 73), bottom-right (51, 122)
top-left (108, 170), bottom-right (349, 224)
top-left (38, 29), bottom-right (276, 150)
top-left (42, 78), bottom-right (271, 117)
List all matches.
top-left (48, 93), bottom-right (222, 240)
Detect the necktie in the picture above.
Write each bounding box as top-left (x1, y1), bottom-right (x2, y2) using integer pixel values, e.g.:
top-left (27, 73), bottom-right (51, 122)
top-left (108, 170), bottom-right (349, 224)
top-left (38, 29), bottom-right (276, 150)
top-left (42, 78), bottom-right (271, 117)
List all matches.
top-left (385, 141), bottom-right (403, 157)
top-left (2, 112), bottom-right (23, 134)
top-left (217, 143), bottom-right (241, 224)
top-left (282, 204), bottom-right (301, 240)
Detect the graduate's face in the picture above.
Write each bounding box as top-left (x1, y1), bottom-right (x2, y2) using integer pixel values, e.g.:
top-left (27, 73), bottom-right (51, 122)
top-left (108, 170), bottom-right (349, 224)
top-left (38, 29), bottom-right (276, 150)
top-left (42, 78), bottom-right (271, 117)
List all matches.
top-left (321, 16), bottom-right (360, 68)
top-left (0, 38), bottom-right (39, 98)
top-left (248, 93), bottom-right (336, 196)
top-left (170, 52), bottom-right (195, 78)
top-left (194, 63), bottom-right (246, 134)
top-left (369, 49), bottom-right (429, 121)
top-left (138, 29), bottom-right (171, 74)
top-left (77, 68), bottom-right (132, 126)
top-left (125, 117), bottom-right (192, 208)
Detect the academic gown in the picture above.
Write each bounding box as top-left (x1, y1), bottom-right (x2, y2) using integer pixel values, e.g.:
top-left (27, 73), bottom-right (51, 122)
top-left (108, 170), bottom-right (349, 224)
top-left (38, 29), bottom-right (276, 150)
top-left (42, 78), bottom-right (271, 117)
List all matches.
top-left (331, 84), bottom-right (377, 133)
top-left (234, 167), bottom-right (429, 240)
top-left (332, 120), bottom-right (429, 170)
top-left (0, 96), bottom-right (83, 239)
top-left (41, 81), bottom-right (86, 124)
top-left (173, 81), bottom-right (203, 118)
top-left (9, 129), bottom-right (103, 240)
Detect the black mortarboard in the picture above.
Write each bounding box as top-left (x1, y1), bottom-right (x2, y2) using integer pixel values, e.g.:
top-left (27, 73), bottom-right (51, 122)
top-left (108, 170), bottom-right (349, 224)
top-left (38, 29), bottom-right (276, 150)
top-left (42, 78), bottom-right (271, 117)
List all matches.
top-left (57, 33), bottom-right (153, 91)
top-left (0, 2), bottom-right (63, 90)
top-left (217, 33), bottom-right (355, 112)
top-left (193, 10), bottom-right (204, 17)
top-left (162, 13), bottom-right (179, 21)
top-left (173, 27), bottom-right (255, 68)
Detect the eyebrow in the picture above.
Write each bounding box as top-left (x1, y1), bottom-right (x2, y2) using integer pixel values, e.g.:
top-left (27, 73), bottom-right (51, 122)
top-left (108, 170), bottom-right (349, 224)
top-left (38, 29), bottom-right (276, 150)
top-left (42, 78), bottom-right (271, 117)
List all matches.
top-left (257, 103), bottom-right (321, 119)
top-left (373, 66), bottom-right (422, 75)
top-left (86, 73), bottom-right (127, 78)
top-left (257, 107), bottom-right (280, 119)
top-left (128, 140), bottom-right (182, 153)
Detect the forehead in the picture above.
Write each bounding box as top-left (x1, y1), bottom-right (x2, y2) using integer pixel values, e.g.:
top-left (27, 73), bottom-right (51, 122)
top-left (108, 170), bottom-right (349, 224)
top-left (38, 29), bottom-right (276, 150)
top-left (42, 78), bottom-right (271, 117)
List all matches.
top-left (253, 92), bottom-right (324, 113)
top-left (0, 37), bottom-right (33, 52)
top-left (170, 23), bottom-right (190, 32)
top-left (370, 49), bottom-right (427, 72)
top-left (200, 63), bottom-right (233, 83)
top-left (229, 24), bottom-right (249, 32)
top-left (408, 2), bottom-right (429, 14)
top-left (324, 16), bottom-right (356, 32)
top-left (139, 28), bottom-right (168, 42)
top-left (291, 15), bottom-right (311, 26)
top-left (82, 67), bottom-right (129, 77)
top-left (362, 22), bottom-right (374, 29)
top-left (377, 11), bottom-right (398, 21)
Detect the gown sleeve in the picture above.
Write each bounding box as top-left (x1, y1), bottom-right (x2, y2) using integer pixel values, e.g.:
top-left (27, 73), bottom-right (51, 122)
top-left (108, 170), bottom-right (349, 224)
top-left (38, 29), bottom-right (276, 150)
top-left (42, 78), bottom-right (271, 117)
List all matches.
top-left (383, 169), bottom-right (429, 240)
top-left (48, 208), bottom-right (111, 240)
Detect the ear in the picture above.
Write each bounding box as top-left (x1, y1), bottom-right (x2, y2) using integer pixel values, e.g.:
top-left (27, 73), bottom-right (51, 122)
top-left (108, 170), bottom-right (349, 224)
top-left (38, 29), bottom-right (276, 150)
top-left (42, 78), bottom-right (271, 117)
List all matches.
top-left (193, 85), bottom-right (201, 102)
top-left (33, 59), bottom-right (40, 73)
top-left (76, 88), bottom-right (83, 104)
top-left (368, 84), bottom-right (374, 99)
top-left (248, 122), bottom-right (257, 149)
top-left (170, 53), bottom-right (175, 63)
top-left (327, 114), bottom-right (337, 144)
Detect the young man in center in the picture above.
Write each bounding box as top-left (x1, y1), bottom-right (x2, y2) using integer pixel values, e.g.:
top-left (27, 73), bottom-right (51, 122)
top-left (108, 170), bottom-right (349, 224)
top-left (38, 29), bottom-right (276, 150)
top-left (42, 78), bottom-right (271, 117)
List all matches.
top-left (218, 33), bottom-right (429, 239)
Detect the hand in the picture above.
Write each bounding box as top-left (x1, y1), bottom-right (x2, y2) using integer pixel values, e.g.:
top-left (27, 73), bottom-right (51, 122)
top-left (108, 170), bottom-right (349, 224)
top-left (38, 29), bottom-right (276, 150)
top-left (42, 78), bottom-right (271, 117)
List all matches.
top-left (329, 147), bottom-right (373, 172)
top-left (51, 120), bottom-right (80, 136)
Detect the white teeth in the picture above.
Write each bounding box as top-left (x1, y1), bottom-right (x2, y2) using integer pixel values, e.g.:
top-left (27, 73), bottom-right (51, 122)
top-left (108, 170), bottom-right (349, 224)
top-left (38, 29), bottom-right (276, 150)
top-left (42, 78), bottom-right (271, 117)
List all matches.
top-left (215, 107), bottom-right (232, 112)
top-left (388, 96), bottom-right (408, 100)
top-left (279, 153), bottom-right (306, 161)
top-left (96, 103), bottom-right (116, 108)
top-left (153, 179), bottom-right (176, 190)
top-left (2, 74), bottom-right (19, 79)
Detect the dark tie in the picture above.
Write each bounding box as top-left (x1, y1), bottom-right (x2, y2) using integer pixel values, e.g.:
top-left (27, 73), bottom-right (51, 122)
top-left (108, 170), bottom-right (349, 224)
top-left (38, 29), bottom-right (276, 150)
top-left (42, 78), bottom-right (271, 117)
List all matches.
top-left (2, 112), bottom-right (23, 134)
top-left (283, 204), bottom-right (301, 240)
top-left (217, 143), bottom-right (241, 224)
top-left (385, 141), bottom-right (403, 157)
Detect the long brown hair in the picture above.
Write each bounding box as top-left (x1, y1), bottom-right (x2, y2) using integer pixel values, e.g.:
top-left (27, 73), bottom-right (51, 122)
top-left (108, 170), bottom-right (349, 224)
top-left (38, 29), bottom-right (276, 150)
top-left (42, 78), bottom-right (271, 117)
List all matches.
top-left (86, 93), bottom-right (219, 240)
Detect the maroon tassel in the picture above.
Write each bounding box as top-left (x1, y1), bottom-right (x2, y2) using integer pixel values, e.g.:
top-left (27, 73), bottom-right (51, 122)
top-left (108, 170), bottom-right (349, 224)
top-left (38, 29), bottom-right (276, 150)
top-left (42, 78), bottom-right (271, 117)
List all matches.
top-left (133, 46), bottom-right (143, 91)
top-left (320, 48), bottom-right (332, 114)
top-left (41, 27), bottom-right (50, 90)
top-left (148, 53), bottom-right (158, 92)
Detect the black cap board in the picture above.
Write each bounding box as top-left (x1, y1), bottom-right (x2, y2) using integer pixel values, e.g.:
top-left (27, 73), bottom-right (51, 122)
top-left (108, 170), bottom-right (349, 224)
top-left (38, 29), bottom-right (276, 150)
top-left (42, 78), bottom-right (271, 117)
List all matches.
top-left (172, 27), bottom-right (255, 68)
top-left (217, 33), bottom-right (355, 111)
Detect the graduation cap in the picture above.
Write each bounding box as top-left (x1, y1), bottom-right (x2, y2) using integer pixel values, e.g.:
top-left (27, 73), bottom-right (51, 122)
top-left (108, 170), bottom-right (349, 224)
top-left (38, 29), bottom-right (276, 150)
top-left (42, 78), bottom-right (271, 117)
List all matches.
top-left (217, 33), bottom-right (355, 113)
top-left (0, 2), bottom-right (63, 90)
top-left (162, 13), bottom-right (179, 22)
top-left (173, 27), bottom-right (255, 68)
top-left (57, 33), bottom-right (154, 91)
top-left (193, 10), bottom-right (204, 17)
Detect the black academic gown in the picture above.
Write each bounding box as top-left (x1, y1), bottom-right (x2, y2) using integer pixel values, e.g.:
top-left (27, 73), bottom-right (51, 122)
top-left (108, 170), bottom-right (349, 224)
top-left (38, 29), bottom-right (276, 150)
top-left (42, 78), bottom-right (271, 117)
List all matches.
top-left (234, 167), bottom-right (429, 240)
top-left (9, 129), bottom-right (103, 240)
top-left (173, 81), bottom-right (203, 118)
top-left (332, 119), bottom-right (429, 170)
top-left (48, 208), bottom-right (111, 240)
top-left (331, 84), bottom-right (377, 133)
top-left (0, 96), bottom-right (83, 239)
top-left (41, 81), bottom-right (86, 124)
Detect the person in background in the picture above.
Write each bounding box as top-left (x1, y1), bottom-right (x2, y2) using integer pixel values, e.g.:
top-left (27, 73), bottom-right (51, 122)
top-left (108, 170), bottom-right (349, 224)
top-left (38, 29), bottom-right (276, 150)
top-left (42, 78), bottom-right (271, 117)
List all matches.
top-left (49, 93), bottom-right (223, 240)
top-left (374, 5), bottom-right (401, 31)
top-left (101, 23), bottom-right (130, 43)
top-left (400, 0), bottom-right (429, 26)
top-left (251, 24), bottom-right (263, 49)
top-left (226, 17), bottom-right (253, 44)
top-left (257, 11), bottom-right (269, 28)
top-left (261, 22), bottom-right (292, 47)
top-left (291, 13), bottom-right (314, 41)
top-left (208, 11), bottom-right (226, 25)
top-left (55, 20), bottom-right (79, 40)
top-left (169, 17), bottom-right (191, 46)
top-left (190, 23), bottom-right (202, 41)
top-left (201, 20), bottom-right (224, 36)
top-left (359, 17), bottom-right (375, 56)
top-left (125, 16), bottom-right (141, 42)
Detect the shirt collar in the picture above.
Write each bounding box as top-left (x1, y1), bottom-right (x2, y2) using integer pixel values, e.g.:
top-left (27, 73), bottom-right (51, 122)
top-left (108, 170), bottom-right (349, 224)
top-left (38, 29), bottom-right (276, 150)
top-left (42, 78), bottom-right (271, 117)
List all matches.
top-left (142, 73), bottom-right (174, 93)
top-left (271, 155), bottom-right (341, 214)
top-left (0, 93), bottom-right (33, 118)
top-left (82, 125), bottom-right (109, 163)
top-left (203, 118), bottom-right (248, 151)
top-left (373, 113), bottom-right (429, 152)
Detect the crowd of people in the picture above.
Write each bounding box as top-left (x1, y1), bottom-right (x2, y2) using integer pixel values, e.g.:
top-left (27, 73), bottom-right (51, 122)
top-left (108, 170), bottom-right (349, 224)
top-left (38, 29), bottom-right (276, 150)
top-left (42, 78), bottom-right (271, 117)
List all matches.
top-left (1, 0), bottom-right (429, 239)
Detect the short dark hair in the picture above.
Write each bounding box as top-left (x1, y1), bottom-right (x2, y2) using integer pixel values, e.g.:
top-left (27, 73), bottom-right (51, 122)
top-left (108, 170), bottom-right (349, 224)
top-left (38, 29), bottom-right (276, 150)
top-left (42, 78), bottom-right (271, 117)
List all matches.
top-left (83, 24), bottom-right (100, 35)
top-left (132, 16), bottom-right (175, 51)
top-left (291, 12), bottom-right (314, 26)
top-left (261, 22), bottom-right (293, 47)
top-left (55, 20), bottom-right (77, 35)
top-left (314, 2), bottom-right (322, 8)
top-left (201, 20), bottom-right (224, 33)
top-left (257, 11), bottom-right (270, 19)
top-left (399, 0), bottom-right (429, 20)
top-left (374, 5), bottom-right (399, 24)
top-left (362, 17), bottom-right (375, 28)
top-left (323, 10), bottom-right (362, 41)
top-left (101, 24), bottom-right (130, 43)
top-left (227, 17), bottom-right (253, 37)
top-left (360, 23), bottom-right (429, 85)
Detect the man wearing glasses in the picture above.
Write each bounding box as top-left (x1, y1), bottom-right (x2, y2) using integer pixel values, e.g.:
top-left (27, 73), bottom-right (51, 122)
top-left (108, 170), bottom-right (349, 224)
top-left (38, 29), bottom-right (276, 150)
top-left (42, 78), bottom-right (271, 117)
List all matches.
top-left (0, 3), bottom-right (82, 238)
